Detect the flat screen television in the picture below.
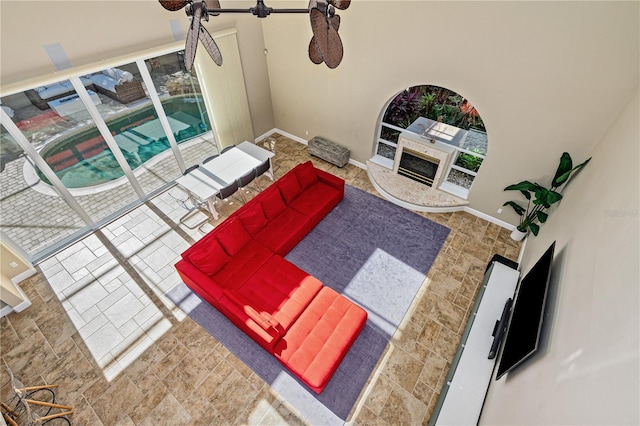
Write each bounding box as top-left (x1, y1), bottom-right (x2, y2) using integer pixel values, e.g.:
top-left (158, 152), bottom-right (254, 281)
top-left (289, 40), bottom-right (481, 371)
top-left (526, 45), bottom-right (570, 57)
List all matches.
top-left (496, 241), bottom-right (556, 379)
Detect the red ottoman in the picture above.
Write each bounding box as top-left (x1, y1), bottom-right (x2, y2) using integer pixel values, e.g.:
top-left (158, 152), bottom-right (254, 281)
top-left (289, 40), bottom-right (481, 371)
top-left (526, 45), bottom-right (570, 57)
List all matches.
top-left (273, 287), bottom-right (368, 394)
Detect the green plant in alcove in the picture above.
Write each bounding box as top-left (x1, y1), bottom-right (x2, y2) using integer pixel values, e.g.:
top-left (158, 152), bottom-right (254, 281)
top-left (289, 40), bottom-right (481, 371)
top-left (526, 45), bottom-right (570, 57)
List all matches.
top-left (503, 152), bottom-right (591, 236)
top-left (456, 152), bottom-right (483, 172)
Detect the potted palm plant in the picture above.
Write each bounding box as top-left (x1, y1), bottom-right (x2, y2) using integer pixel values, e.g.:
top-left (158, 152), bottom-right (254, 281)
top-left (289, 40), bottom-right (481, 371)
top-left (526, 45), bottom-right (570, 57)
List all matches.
top-left (503, 152), bottom-right (591, 241)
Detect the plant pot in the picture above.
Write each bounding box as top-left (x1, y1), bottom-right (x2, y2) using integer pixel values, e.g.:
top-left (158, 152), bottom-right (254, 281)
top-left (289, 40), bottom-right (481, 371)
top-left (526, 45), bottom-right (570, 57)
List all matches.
top-left (510, 228), bottom-right (527, 241)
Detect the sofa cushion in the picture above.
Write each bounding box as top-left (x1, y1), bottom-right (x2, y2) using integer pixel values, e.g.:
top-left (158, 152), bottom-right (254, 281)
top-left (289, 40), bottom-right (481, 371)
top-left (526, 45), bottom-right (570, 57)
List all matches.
top-left (254, 207), bottom-right (313, 256)
top-left (36, 84), bottom-right (70, 100)
top-left (186, 238), bottom-right (229, 276)
top-left (237, 202), bottom-right (268, 236)
top-left (277, 172), bottom-right (302, 204)
top-left (90, 74), bottom-right (118, 92)
top-left (293, 161), bottom-right (319, 189)
top-left (234, 255), bottom-right (323, 333)
top-left (215, 218), bottom-right (252, 256)
top-left (258, 186), bottom-right (287, 219)
top-left (103, 67), bottom-right (134, 83)
top-left (56, 78), bottom-right (93, 90)
top-left (274, 286), bottom-right (368, 393)
top-left (212, 239), bottom-right (273, 290)
top-left (289, 181), bottom-right (343, 224)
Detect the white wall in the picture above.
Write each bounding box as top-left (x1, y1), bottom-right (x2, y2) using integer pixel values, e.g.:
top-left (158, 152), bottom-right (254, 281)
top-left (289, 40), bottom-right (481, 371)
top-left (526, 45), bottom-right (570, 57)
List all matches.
top-left (262, 1), bottom-right (639, 223)
top-left (0, 241), bottom-right (35, 314)
top-left (481, 90), bottom-right (640, 425)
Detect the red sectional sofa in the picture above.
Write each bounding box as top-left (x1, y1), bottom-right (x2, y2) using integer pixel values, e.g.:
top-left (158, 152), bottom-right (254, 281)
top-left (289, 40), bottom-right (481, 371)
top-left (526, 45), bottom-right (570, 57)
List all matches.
top-left (175, 161), bottom-right (367, 393)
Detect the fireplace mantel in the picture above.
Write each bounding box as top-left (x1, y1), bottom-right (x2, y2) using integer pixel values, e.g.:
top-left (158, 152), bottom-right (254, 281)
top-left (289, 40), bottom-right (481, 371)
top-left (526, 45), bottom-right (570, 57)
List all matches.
top-left (367, 131), bottom-right (467, 211)
top-left (393, 134), bottom-right (455, 188)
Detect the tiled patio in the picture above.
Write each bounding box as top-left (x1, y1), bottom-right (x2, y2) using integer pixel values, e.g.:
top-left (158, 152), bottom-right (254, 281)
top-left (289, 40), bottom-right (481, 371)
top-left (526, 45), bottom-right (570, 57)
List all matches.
top-left (0, 135), bottom-right (522, 425)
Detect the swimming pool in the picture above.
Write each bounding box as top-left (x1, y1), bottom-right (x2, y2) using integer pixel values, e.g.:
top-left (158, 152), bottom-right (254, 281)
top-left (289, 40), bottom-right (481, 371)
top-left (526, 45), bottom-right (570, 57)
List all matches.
top-left (37, 96), bottom-right (210, 188)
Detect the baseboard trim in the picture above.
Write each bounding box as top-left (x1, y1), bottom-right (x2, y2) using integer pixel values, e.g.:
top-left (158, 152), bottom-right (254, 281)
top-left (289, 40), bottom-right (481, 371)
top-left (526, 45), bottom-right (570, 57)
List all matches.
top-left (348, 158), bottom-right (366, 169)
top-left (9, 298), bottom-right (32, 313)
top-left (0, 305), bottom-right (14, 318)
top-left (254, 129), bottom-right (276, 143)
top-left (12, 267), bottom-right (37, 284)
top-left (462, 206), bottom-right (516, 230)
top-left (0, 271), bottom-right (34, 317)
top-left (262, 128), bottom-right (308, 145)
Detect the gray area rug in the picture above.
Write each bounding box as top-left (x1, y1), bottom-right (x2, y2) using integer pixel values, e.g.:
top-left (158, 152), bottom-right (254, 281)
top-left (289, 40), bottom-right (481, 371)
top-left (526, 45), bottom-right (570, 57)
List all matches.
top-left (167, 185), bottom-right (450, 424)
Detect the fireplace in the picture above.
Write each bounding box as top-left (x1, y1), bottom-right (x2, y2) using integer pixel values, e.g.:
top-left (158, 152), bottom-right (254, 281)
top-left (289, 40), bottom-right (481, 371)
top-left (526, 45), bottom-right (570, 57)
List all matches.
top-left (398, 148), bottom-right (440, 187)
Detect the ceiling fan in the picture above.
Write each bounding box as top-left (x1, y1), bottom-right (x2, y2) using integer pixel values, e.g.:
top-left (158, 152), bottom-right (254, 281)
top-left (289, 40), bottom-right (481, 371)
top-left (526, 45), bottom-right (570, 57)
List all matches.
top-left (158, 0), bottom-right (350, 71)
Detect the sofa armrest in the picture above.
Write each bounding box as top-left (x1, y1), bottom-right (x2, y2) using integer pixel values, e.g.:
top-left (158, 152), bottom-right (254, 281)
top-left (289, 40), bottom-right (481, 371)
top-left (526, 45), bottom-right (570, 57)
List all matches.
top-left (222, 289), bottom-right (284, 336)
top-left (315, 168), bottom-right (345, 197)
top-left (175, 259), bottom-right (224, 303)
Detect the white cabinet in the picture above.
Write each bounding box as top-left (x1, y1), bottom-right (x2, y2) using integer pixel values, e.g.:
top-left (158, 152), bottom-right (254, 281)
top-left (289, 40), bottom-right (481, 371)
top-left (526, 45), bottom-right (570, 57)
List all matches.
top-left (429, 261), bottom-right (519, 425)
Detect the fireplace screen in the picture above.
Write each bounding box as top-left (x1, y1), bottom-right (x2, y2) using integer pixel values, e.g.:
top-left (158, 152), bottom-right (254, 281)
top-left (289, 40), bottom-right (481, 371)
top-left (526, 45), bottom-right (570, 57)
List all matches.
top-left (398, 149), bottom-right (440, 187)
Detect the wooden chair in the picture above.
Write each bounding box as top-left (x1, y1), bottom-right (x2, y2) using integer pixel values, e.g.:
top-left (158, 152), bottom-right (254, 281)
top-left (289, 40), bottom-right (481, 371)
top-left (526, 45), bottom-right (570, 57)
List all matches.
top-left (1, 364), bottom-right (73, 426)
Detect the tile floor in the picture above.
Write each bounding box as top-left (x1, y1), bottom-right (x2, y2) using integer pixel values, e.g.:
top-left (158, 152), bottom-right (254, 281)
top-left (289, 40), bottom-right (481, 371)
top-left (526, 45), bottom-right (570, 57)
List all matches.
top-left (0, 134), bottom-right (522, 425)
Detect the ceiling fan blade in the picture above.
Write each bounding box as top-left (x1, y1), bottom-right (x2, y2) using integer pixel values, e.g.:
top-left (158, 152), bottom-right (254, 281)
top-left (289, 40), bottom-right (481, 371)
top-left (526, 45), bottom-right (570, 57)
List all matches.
top-left (184, 2), bottom-right (203, 72)
top-left (310, 7), bottom-right (328, 55)
top-left (308, 36), bottom-right (324, 64)
top-left (158, 0), bottom-right (189, 11)
top-left (328, 0), bottom-right (350, 10)
top-left (323, 25), bottom-right (343, 69)
top-left (309, 14), bottom-right (340, 65)
top-left (310, 7), bottom-right (343, 68)
top-left (330, 14), bottom-right (340, 31)
top-left (198, 25), bottom-right (223, 66)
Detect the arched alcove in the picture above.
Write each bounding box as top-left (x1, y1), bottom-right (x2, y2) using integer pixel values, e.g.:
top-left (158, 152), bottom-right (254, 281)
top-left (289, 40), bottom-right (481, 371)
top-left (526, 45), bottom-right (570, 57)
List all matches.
top-left (367, 85), bottom-right (488, 211)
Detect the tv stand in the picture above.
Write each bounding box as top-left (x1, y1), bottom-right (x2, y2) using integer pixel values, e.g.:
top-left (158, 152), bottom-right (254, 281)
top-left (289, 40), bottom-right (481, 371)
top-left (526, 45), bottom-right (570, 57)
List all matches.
top-left (428, 260), bottom-right (519, 425)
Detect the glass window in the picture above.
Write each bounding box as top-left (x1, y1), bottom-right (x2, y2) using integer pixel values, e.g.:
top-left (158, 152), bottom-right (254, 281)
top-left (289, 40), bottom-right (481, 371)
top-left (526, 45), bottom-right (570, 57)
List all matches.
top-left (376, 142), bottom-right (396, 160)
top-left (144, 51), bottom-right (216, 168)
top-left (0, 124), bottom-right (88, 257)
top-left (90, 61), bottom-right (184, 193)
top-left (0, 47), bottom-right (218, 259)
top-left (380, 124), bottom-right (401, 144)
top-left (3, 81), bottom-right (142, 228)
top-left (453, 150), bottom-right (484, 173)
top-left (445, 168), bottom-right (476, 190)
top-left (376, 123), bottom-right (403, 160)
